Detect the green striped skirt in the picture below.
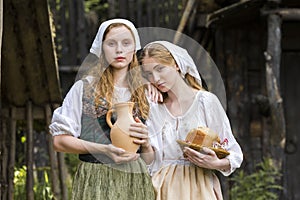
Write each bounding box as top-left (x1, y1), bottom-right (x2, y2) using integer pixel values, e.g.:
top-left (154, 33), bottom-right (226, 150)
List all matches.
top-left (71, 158), bottom-right (155, 200)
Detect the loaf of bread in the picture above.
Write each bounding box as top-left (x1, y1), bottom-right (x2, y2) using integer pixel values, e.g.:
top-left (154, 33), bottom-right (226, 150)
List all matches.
top-left (185, 126), bottom-right (220, 147)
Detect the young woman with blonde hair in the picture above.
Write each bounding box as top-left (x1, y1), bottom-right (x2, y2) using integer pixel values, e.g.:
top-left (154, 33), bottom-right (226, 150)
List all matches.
top-left (140, 41), bottom-right (243, 200)
top-left (49, 19), bottom-right (156, 200)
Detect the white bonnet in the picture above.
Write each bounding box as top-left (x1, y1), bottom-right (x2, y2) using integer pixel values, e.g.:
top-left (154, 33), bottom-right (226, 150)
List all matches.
top-left (90, 18), bottom-right (141, 58)
top-left (144, 41), bottom-right (202, 86)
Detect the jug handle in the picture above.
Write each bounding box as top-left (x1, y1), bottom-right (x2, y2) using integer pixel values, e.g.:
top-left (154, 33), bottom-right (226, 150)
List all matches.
top-left (106, 109), bottom-right (115, 128)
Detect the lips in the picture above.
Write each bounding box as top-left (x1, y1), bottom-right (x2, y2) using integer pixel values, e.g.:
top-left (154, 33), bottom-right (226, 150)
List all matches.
top-left (115, 56), bottom-right (125, 61)
top-left (156, 82), bottom-right (165, 88)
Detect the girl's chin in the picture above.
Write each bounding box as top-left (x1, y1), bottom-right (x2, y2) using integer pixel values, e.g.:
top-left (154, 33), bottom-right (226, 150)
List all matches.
top-left (158, 86), bottom-right (169, 93)
top-left (110, 62), bottom-right (129, 69)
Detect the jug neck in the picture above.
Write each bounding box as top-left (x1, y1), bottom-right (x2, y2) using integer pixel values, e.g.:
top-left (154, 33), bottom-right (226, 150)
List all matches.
top-left (114, 102), bottom-right (134, 116)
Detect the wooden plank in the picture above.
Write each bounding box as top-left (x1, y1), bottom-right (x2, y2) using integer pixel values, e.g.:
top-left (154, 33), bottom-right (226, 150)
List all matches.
top-left (7, 107), bottom-right (16, 200)
top-left (59, 0), bottom-right (68, 65)
top-left (119, 0), bottom-right (127, 18)
top-left (77, 0), bottom-right (88, 62)
top-left (146, 0), bottom-right (153, 27)
top-left (33, 0), bottom-right (62, 104)
top-left (136, 0), bottom-right (143, 27)
top-left (2, 106), bottom-right (48, 120)
top-left (2, 0), bottom-right (28, 106)
top-left (154, 0), bottom-right (160, 27)
top-left (108, 0), bottom-right (116, 18)
top-left (6, 0), bottom-right (61, 106)
top-left (68, 0), bottom-right (76, 64)
top-left (128, 0), bottom-right (135, 22)
top-left (0, 0), bottom-right (2, 104)
top-left (281, 52), bottom-right (300, 200)
top-left (26, 101), bottom-right (34, 200)
top-left (45, 104), bottom-right (61, 199)
top-left (0, 119), bottom-right (8, 199)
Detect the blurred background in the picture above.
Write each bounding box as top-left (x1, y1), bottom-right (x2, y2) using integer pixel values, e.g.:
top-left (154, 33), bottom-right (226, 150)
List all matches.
top-left (1, 0), bottom-right (300, 199)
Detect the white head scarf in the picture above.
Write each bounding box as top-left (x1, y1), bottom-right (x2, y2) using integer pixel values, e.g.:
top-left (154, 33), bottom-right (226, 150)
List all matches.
top-left (144, 41), bottom-right (202, 86)
top-left (90, 18), bottom-right (141, 58)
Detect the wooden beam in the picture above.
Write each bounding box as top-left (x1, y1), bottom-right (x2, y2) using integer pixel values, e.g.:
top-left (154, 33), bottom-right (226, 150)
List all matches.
top-left (173, 0), bottom-right (195, 44)
top-left (1, 105), bottom-right (62, 120)
top-left (262, 8), bottom-right (300, 20)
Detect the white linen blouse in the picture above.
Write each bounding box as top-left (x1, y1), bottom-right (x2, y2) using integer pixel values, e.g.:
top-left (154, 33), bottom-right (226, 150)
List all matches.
top-left (49, 76), bottom-right (131, 138)
top-left (146, 90), bottom-right (243, 176)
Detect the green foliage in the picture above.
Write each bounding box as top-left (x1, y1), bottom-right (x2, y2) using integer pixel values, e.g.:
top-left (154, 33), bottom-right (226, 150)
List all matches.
top-left (65, 153), bottom-right (80, 176)
top-left (84, 0), bottom-right (109, 13)
top-left (14, 166), bottom-right (54, 200)
top-left (14, 166), bottom-right (27, 198)
top-left (230, 158), bottom-right (283, 200)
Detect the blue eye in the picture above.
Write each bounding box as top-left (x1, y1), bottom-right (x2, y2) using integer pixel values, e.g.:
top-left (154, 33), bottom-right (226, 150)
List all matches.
top-left (123, 40), bottom-right (132, 46)
top-left (105, 40), bottom-right (116, 47)
top-left (146, 72), bottom-right (153, 78)
top-left (156, 66), bottom-right (165, 72)
top-left (143, 71), bottom-right (153, 79)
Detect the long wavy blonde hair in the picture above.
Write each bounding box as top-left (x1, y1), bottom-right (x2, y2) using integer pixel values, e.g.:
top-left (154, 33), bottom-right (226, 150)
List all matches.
top-left (89, 23), bottom-right (149, 119)
top-left (140, 43), bottom-right (203, 101)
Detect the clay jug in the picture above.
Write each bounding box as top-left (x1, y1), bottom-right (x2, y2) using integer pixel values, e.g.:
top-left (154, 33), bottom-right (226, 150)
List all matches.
top-left (106, 102), bottom-right (140, 153)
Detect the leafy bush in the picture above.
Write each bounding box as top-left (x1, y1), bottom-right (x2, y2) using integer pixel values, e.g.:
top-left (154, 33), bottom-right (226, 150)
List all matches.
top-left (14, 166), bottom-right (27, 198)
top-left (14, 166), bottom-right (54, 200)
top-left (230, 158), bottom-right (283, 200)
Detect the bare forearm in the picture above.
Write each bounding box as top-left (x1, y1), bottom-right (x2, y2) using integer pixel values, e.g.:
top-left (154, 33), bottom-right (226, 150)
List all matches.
top-left (140, 145), bottom-right (155, 165)
top-left (53, 134), bottom-right (107, 154)
top-left (215, 158), bottom-right (231, 172)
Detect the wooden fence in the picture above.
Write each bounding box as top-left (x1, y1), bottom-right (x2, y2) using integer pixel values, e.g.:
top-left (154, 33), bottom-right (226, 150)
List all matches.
top-left (48, 0), bottom-right (184, 68)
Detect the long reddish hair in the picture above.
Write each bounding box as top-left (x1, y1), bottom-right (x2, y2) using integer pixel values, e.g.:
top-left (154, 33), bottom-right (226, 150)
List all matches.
top-left (88, 23), bottom-right (149, 119)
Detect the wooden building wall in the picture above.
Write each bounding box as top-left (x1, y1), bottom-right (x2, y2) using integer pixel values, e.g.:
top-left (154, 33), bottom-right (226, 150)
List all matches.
top-left (209, 12), bottom-right (300, 200)
top-left (281, 21), bottom-right (300, 200)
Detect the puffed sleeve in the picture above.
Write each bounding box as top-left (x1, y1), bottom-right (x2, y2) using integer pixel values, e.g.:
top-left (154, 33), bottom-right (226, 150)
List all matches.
top-left (49, 80), bottom-right (84, 138)
top-left (145, 102), bottom-right (164, 175)
top-left (201, 91), bottom-right (243, 176)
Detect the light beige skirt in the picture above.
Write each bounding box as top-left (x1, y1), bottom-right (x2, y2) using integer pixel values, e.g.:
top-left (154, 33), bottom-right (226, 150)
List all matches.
top-left (152, 164), bottom-right (223, 200)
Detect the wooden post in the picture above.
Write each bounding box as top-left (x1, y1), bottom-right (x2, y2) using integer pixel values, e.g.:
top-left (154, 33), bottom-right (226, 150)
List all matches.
top-left (77, 0), bottom-right (87, 62)
top-left (26, 101), bottom-right (34, 200)
top-left (44, 105), bottom-right (61, 199)
top-left (0, 0), bottom-right (2, 109)
top-left (57, 152), bottom-right (68, 200)
top-left (68, 0), bottom-right (76, 64)
top-left (173, 0), bottom-right (195, 44)
top-left (264, 13), bottom-right (285, 182)
top-left (0, 120), bottom-right (8, 200)
top-left (0, 0), bottom-right (3, 198)
top-left (7, 107), bottom-right (16, 200)
top-left (108, 0), bottom-right (116, 18)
